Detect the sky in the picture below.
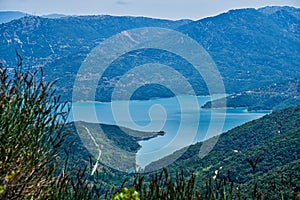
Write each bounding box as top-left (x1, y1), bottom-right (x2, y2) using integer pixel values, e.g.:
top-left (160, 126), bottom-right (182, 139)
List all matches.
top-left (0, 0), bottom-right (300, 20)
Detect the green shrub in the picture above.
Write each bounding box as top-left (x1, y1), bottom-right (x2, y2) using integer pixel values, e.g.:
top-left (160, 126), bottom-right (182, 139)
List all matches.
top-left (0, 61), bottom-right (69, 198)
top-left (111, 187), bottom-right (140, 200)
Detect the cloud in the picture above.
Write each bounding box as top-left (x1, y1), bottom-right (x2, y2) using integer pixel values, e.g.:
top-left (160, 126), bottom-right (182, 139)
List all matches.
top-left (116, 0), bottom-right (130, 5)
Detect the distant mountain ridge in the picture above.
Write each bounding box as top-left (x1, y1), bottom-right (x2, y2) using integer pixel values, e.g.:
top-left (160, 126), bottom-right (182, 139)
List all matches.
top-left (178, 6), bottom-right (300, 94)
top-left (0, 6), bottom-right (300, 105)
top-left (0, 11), bottom-right (68, 24)
top-left (41, 14), bottom-right (67, 19)
top-left (0, 11), bottom-right (29, 24)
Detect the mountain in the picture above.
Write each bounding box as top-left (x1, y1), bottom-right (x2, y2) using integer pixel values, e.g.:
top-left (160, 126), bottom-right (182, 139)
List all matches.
top-left (0, 11), bottom-right (67, 24)
top-left (41, 14), bottom-right (67, 19)
top-left (178, 6), bottom-right (300, 94)
top-left (202, 77), bottom-right (300, 111)
top-left (144, 105), bottom-right (300, 196)
top-left (0, 15), bottom-right (191, 101)
top-left (0, 7), bottom-right (299, 103)
top-left (0, 11), bottom-right (29, 24)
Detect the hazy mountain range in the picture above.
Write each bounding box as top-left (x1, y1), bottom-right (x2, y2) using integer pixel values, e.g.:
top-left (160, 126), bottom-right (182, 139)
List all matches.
top-left (0, 11), bottom-right (29, 24)
top-left (0, 11), bottom-right (67, 24)
top-left (0, 6), bottom-right (300, 108)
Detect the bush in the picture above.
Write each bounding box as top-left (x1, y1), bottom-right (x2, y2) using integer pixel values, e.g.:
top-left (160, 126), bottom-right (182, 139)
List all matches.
top-left (111, 187), bottom-right (140, 200)
top-left (0, 62), bottom-right (69, 199)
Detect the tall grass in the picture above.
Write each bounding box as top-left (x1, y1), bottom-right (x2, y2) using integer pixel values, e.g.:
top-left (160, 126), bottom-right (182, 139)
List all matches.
top-left (0, 59), bottom-right (69, 198)
top-left (119, 160), bottom-right (298, 200)
top-left (0, 55), bottom-right (117, 199)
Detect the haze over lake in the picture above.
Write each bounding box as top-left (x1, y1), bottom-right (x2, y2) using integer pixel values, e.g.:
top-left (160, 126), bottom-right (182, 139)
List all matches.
top-left (69, 95), bottom-right (268, 168)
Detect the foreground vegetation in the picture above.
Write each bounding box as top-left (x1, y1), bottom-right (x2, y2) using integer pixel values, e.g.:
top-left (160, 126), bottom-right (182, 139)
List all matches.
top-left (0, 60), bottom-right (299, 199)
top-left (0, 62), bottom-right (108, 199)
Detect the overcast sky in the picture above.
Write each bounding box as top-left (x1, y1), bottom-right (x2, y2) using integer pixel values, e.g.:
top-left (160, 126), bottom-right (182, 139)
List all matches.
top-left (0, 0), bottom-right (299, 20)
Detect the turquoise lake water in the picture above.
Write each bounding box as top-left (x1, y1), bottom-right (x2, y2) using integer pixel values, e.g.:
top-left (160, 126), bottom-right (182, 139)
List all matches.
top-left (69, 95), bottom-right (269, 168)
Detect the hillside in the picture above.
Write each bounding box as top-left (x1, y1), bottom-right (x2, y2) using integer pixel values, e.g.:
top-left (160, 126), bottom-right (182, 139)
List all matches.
top-left (60, 105), bottom-right (300, 196)
top-left (178, 6), bottom-right (300, 94)
top-left (62, 121), bottom-right (164, 173)
top-left (144, 106), bottom-right (300, 194)
top-left (0, 6), bottom-right (299, 102)
top-left (54, 121), bottom-right (167, 190)
top-left (202, 77), bottom-right (300, 111)
top-left (0, 15), bottom-right (191, 101)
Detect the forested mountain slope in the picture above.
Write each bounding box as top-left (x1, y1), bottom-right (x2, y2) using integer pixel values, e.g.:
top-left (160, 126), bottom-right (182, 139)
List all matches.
top-left (1, 7), bottom-right (299, 102)
top-left (145, 106), bottom-right (300, 192)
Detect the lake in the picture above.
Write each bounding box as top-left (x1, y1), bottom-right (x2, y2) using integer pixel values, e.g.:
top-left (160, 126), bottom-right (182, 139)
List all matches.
top-left (69, 95), bottom-right (269, 169)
